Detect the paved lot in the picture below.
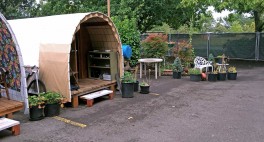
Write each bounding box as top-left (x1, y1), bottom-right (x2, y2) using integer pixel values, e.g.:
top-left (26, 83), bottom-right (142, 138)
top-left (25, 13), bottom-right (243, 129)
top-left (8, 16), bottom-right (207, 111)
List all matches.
top-left (1, 61), bottom-right (264, 142)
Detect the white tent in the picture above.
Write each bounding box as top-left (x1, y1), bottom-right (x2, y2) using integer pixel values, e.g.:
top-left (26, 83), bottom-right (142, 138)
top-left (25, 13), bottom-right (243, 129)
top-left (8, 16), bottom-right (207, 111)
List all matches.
top-left (8, 12), bottom-right (123, 103)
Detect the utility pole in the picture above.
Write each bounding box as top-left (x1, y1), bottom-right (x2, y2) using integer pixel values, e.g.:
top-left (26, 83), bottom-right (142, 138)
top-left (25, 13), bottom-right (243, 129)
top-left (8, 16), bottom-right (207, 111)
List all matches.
top-left (107, 0), bottom-right (110, 17)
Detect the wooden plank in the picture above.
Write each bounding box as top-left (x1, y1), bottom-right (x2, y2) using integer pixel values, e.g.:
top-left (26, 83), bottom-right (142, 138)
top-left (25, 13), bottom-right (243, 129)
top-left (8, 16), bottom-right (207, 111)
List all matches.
top-left (0, 98), bottom-right (23, 117)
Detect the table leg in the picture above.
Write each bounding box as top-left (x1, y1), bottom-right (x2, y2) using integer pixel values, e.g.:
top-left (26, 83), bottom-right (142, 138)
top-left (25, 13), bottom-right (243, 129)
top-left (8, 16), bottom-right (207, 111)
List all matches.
top-left (158, 62), bottom-right (161, 76)
top-left (144, 63), bottom-right (146, 75)
top-left (155, 63), bottom-right (157, 79)
top-left (140, 62), bottom-right (142, 79)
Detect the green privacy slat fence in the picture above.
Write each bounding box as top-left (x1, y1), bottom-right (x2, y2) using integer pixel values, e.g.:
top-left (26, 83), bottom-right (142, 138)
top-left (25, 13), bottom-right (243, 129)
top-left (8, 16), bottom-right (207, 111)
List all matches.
top-left (141, 33), bottom-right (264, 61)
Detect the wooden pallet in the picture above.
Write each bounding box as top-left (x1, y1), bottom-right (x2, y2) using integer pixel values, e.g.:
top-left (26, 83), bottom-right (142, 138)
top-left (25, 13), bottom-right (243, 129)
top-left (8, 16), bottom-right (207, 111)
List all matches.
top-left (0, 97), bottom-right (24, 119)
top-left (0, 117), bottom-right (20, 136)
top-left (71, 78), bottom-right (116, 108)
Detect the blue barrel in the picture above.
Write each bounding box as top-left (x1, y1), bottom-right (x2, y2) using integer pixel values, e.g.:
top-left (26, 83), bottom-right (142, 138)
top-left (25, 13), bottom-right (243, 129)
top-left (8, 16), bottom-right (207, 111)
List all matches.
top-left (122, 44), bottom-right (132, 59)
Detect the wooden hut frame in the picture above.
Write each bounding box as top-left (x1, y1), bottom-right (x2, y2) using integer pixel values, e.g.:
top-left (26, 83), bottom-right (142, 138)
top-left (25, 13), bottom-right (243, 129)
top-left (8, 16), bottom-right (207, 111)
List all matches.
top-left (9, 12), bottom-right (123, 107)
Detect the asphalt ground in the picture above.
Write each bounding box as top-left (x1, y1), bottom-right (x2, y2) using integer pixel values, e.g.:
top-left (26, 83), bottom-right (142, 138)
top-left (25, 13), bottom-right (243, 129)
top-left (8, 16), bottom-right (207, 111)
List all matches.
top-left (1, 60), bottom-right (264, 142)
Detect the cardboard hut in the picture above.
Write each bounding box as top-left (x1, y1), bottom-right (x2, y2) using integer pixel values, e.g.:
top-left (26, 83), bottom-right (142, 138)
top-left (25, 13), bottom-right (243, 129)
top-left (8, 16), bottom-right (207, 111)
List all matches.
top-left (9, 12), bottom-right (123, 107)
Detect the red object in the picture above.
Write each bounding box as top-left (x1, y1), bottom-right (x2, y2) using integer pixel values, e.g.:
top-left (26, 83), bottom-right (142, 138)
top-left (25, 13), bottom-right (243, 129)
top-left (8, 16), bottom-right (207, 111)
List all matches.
top-left (201, 73), bottom-right (207, 79)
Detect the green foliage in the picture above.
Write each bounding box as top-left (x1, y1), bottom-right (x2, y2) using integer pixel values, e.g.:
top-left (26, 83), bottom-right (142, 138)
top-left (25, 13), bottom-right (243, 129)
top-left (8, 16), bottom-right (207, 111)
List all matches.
top-left (228, 66), bottom-right (237, 73)
top-left (28, 95), bottom-right (45, 108)
top-left (188, 68), bottom-right (201, 75)
top-left (141, 34), bottom-right (168, 58)
top-left (121, 71), bottom-right (134, 83)
top-left (208, 53), bottom-right (215, 63)
top-left (0, 0), bottom-right (38, 19)
top-left (173, 40), bottom-right (195, 68)
top-left (173, 57), bottom-right (183, 72)
top-left (112, 17), bottom-right (141, 67)
top-left (40, 91), bottom-right (63, 104)
top-left (139, 81), bottom-right (149, 86)
top-left (212, 0), bottom-right (264, 32)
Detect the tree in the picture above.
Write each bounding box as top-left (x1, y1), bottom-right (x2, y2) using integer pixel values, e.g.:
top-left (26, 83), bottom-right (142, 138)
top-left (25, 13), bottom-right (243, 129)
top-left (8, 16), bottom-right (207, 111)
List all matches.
top-left (212, 0), bottom-right (264, 32)
top-left (0, 0), bottom-right (37, 19)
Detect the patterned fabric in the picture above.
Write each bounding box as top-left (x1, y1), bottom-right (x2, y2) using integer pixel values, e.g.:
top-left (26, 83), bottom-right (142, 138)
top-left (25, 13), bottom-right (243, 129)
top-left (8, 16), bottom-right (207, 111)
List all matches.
top-left (0, 17), bottom-right (21, 91)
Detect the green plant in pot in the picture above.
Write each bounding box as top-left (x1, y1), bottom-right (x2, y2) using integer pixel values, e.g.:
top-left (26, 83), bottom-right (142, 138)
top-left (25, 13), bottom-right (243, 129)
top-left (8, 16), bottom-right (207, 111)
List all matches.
top-left (140, 69), bottom-right (151, 94)
top-left (121, 71), bottom-right (134, 98)
top-left (227, 66), bottom-right (237, 80)
top-left (217, 66), bottom-right (227, 81)
top-left (172, 57), bottom-right (183, 79)
top-left (208, 70), bottom-right (218, 82)
top-left (28, 95), bottom-right (45, 121)
top-left (41, 91), bottom-right (64, 117)
top-left (189, 68), bottom-right (201, 81)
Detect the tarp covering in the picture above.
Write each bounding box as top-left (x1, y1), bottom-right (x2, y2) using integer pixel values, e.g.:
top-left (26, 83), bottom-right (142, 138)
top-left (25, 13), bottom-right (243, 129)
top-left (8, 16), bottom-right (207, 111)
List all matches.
top-left (39, 44), bottom-right (70, 101)
top-left (0, 12), bottom-right (28, 113)
top-left (8, 12), bottom-right (123, 102)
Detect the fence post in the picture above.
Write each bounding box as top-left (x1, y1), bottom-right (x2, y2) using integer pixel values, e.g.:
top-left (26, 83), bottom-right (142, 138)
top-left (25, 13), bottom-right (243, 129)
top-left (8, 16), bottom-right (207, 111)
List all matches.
top-left (255, 32), bottom-right (260, 61)
top-left (207, 33), bottom-right (211, 58)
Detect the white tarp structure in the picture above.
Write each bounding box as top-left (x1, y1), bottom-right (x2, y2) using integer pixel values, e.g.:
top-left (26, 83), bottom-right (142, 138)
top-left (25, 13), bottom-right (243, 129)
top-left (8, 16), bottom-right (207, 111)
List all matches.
top-left (8, 12), bottom-right (123, 102)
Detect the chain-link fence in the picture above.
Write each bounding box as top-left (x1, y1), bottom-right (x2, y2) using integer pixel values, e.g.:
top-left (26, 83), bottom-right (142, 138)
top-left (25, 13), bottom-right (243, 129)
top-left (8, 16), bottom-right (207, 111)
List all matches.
top-left (141, 33), bottom-right (264, 61)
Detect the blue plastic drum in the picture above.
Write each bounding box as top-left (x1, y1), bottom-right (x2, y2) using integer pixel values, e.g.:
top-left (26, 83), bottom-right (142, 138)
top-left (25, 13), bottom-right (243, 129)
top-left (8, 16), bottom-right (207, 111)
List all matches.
top-left (122, 44), bottom-right (132, 59)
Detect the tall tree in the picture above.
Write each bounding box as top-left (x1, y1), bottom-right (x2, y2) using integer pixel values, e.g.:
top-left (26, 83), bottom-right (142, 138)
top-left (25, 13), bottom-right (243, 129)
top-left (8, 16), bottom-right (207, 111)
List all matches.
top-left (212, 0), bottom-right (264, 32)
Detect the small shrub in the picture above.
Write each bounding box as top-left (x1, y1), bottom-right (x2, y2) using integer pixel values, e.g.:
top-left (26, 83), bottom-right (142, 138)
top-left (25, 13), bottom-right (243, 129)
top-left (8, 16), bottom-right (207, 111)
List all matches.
top-left (141, 34), bottom-right (168, 58)
top-left (172, 57), bottom-right (183, 72)
top-left (228, 66), bottom-right (237, 73)
top-left (188, 68), bottom-right (201, 75)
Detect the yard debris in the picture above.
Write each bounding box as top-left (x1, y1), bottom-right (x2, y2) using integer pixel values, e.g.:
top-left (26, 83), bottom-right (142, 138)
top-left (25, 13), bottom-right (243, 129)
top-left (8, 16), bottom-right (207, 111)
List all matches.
top-left (128, 117), bottom-right (133, 120)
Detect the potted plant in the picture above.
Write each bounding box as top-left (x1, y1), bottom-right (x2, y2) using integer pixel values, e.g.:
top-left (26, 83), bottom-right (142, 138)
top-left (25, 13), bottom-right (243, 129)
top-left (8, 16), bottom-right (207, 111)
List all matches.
top-left (208, 71), bottom-right (218, 82)
top-left (28, 95), bottom-right (45, 121)
top-left (139, 81), bottom-right (150, 94)
top-left (227, 66), bottom-right (237, 80)
top-left (121, 71), bottom-right (134, 98)
top-left (189, 68), bottom-right (201, 81)
top-left (41, 91), bottom-right (63, 117)
top-left (140, 69), bottom-right (151, 94)
top-left (172, 57), bottom-right (183, 79)
top-left (216, 54), bottom-right (227, 64)
top-left (217, 67), bottom-right (227, 81)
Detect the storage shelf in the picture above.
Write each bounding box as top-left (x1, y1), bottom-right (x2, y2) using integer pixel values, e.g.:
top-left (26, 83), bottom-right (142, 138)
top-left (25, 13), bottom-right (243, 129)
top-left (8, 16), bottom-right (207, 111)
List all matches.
top-left (89, 66), bottom-right (110, 69)
top-left (91, 57), bottom-right (110, 60)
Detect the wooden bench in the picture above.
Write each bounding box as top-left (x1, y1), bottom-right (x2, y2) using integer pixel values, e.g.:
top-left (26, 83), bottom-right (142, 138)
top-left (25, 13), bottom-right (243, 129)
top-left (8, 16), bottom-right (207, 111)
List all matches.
top-left (0, 117), bottom-right (20, 136)
top-left (80, 90), bottom-right (113, 107)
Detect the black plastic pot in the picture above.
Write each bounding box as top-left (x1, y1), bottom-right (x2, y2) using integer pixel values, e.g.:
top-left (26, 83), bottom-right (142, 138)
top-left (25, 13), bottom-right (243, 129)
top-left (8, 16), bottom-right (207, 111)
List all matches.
top-left (190, 74), bottom-right (201, 81)
top-left (140, 85), bottom-right (150, 94)
top-left (29, 106), bottom-right (45, 121)
top-left (208, 74), bottom-right (217, 82)
top-left (228, 72), bottom-right (237, 80)
top-left (121, 82), bottom-right (134, 98)
top-left (44, 103), bottom-right (60, 117)
top-left (173, 71), bottom-right (181, 79)
top-left (133, 81), bottom-right (139, 92)
top-left (217, 73), bottom-right (227, 81)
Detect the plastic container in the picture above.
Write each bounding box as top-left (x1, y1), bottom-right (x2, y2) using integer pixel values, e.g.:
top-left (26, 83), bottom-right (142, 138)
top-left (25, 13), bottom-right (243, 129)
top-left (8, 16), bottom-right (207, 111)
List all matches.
top-left (122, 44), bottom-right (132, 59)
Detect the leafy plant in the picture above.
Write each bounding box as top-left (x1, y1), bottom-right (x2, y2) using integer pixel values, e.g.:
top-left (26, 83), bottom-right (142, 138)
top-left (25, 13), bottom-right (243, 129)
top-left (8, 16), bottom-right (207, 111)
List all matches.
top-left (188, 68), bottom-right (201, 75)
top-left (121, 71), bottom-right (134, 83)
top-left (172, 57), bottom-right (183, 72)
top-left (228, 66), bottom-right (237, 73)
top-left (173, 40), bottom-right (195, 68)
top-left (41, 91), bottom-right (64, 104)
top-left (112, 17), bottom-right (141, 67)
top-left (141, 34), bottom-right (168, 58)
top-left (28, 95), bottom-right (45, 108)
top-left (208, 53), bottom-right (215, 63)
top-left (139, 81), bottom-right (149, 86)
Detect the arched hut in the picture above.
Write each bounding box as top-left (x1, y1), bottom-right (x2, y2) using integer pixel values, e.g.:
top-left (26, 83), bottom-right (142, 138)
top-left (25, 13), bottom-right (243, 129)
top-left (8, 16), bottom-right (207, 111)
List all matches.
top-left (0, 12), bottom-right (27, 114)
top-left (9, 12), bottom-right (123, 107)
